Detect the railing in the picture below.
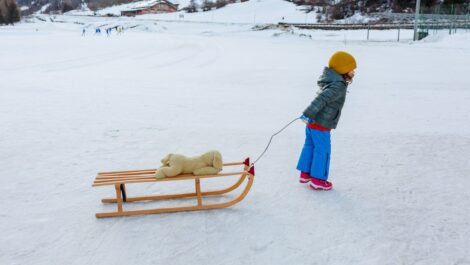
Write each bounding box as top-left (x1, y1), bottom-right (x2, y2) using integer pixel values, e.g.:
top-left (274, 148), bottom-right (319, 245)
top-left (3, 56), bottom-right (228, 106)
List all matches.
top-left (278, 22), bottom-right (413, 30)
top-left (278, 21), bottom-right (470, 30)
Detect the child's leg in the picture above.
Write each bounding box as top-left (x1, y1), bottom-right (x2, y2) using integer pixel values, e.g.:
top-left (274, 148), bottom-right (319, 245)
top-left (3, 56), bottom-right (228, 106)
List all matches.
top-left (296, 127), bottom-right (315, 173)
top-left (309, 130), bottom-right (331, 180)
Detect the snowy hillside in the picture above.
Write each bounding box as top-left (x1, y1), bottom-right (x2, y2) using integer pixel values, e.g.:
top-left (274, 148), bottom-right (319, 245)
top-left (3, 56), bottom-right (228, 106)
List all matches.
top-left (139, 0), bottom-right (317, 24)
top-left (1, 12), bottom-right (470, 265)
top-left (65, 0), bottom-right (318, 24)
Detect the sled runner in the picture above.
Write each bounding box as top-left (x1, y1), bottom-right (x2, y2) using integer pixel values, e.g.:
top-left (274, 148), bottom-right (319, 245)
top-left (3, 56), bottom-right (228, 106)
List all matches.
top-left (92, 158), bottom-right (255, 218)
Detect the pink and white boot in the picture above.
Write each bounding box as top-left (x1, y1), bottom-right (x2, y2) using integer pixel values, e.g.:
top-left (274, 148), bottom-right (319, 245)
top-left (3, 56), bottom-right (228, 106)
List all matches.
top-left (299, 172), bottom-right (313, 183)
top-left (309, 178), bottom-right (333, 190)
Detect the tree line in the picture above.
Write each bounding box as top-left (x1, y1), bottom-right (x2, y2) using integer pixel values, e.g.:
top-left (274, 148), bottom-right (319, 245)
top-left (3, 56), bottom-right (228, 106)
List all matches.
top-left (0, 0), bottom-right (20, 25)
top-left (288, 0), bottom-right (469, 19)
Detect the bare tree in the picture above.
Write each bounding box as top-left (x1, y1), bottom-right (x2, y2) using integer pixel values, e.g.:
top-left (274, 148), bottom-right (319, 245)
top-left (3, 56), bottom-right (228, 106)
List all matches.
top-left (1, 0), bottom-right (20, 24)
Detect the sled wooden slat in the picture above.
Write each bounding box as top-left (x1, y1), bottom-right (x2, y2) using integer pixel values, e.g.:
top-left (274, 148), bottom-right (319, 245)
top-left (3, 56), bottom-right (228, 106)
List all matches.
top-left (95, 175), bottom-right (156, 180)
top-left (99, 169), bottom-right (155, 175)
top-left (93, 171), bottom-right (247, 187)
top-left (97, 162), bottom-right (244, 176)
top-left (93, 158), bottom-right (254, 218)
top-left (98, 171), bottom-right (156, 177)
top-left (95, 169), bottom-right (244, 180)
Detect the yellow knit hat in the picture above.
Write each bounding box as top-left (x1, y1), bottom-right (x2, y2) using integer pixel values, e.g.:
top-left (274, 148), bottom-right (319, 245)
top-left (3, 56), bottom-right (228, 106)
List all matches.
top-left (328, 51), bottom-right (357, 75)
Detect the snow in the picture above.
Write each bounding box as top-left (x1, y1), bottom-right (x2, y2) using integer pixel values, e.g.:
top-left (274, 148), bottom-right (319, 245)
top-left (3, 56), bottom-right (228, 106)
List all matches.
top-left (1, 13), bottom-right (470, 265)
top-left (336, 12), bottom-right (375, 24)
top-left (40, 3), bottom-right (50, 13)
top-left (139, 0), bottom-right (317, 24)
top-left (68, 0), bottom-right (318, 24)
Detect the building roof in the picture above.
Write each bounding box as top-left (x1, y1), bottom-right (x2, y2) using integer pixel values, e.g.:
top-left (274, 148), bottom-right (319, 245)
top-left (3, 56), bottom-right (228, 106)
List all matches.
top-left (123, 0), bottom-right (178, 12)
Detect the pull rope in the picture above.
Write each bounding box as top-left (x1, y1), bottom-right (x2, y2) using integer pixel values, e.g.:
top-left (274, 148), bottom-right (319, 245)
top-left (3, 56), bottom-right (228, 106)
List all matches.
top-left (250, 117), bottom-right (301, 168)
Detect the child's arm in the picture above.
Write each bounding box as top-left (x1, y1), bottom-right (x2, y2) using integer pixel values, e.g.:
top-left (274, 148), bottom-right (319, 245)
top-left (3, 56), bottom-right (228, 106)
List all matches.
top-left (303, 82), bottom-right (346, 119)
top-left (300, 114), bottom-right (312, 123)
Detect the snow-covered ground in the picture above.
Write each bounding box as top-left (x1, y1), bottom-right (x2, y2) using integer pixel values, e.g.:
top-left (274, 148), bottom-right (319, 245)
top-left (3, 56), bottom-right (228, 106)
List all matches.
top-left (1, 16), bottom-right (470, 265)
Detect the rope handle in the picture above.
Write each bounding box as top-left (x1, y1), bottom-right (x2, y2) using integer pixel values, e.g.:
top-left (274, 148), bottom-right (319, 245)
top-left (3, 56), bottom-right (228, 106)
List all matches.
top-left (248, 117), bottom-right (301, 174)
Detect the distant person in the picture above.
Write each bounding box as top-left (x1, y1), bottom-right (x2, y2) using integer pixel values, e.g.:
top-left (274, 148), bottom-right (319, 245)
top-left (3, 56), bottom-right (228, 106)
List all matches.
top-left (82, 28), bottom-right (86, 36)
top-left (297, 51), bottom-right (357, 190)
top-left (95, 28), bottom-right (101, 34)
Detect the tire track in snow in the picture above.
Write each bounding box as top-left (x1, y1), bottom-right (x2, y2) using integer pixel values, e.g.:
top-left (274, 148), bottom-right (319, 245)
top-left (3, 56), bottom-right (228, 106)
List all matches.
top-left (147, 42), bottom-right (203, 69)
top-left (1, 35), bottom-right (175, 73)
top-left (146, 38), bottom-right (222, 70)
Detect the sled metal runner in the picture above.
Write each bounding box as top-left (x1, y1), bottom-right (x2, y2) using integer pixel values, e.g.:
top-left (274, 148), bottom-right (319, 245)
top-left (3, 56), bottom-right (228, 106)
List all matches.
top-left (92, 158), bottom-right (254, 218)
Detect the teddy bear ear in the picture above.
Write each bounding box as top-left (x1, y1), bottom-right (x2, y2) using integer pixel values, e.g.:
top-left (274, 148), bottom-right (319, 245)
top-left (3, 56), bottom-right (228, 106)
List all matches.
top-left (161, 154), bottom-right (172, 165)
top-left (212, 152), bottom-right (223, 170)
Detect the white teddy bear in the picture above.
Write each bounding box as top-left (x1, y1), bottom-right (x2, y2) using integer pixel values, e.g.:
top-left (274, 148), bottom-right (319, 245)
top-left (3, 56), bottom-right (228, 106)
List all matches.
top-left (155, 150), bottom-right (223, 179)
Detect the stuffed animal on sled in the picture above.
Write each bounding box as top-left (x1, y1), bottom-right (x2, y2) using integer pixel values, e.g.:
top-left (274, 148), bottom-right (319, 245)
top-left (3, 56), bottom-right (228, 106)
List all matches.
top-left (155, 150), bottom-right (223, 179)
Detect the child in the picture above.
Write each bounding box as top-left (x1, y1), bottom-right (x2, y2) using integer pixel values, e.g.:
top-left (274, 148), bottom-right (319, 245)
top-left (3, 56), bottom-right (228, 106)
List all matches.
top-left (297, 51), bottom-right (356, 190)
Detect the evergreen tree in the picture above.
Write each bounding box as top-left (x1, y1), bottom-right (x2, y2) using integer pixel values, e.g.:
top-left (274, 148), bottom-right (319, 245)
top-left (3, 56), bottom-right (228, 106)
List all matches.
top-left (6, 1), bottom-right (20, 24)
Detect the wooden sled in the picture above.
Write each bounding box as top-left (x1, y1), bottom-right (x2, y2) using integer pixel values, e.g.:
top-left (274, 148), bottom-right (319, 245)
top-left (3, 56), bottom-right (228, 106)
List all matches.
top-left (92, 158), bottom-right (255, 218)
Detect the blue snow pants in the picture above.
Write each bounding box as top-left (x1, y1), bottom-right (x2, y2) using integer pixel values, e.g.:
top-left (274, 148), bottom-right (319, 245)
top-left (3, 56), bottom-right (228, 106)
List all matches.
top-left (296, 126), bottom-right (331, 180)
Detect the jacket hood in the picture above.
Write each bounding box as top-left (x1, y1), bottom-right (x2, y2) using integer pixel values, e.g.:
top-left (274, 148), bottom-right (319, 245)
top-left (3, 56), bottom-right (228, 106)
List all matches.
top-left (317, 67), bottom-right (345, 87)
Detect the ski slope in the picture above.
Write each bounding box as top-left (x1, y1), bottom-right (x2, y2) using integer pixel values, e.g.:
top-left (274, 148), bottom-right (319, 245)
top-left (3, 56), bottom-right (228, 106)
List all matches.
top-left (1, 15), bottom-right (470, 265)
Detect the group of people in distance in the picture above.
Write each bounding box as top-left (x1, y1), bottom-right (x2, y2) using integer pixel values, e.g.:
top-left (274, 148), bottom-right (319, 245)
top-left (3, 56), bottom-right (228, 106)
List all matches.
top-left (82, 26), bottom-right (124, 36)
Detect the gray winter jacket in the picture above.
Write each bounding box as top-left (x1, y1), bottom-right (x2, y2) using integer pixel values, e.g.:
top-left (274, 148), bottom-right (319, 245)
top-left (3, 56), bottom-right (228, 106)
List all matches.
top-left (303, 67), bottom-right (348, 129)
